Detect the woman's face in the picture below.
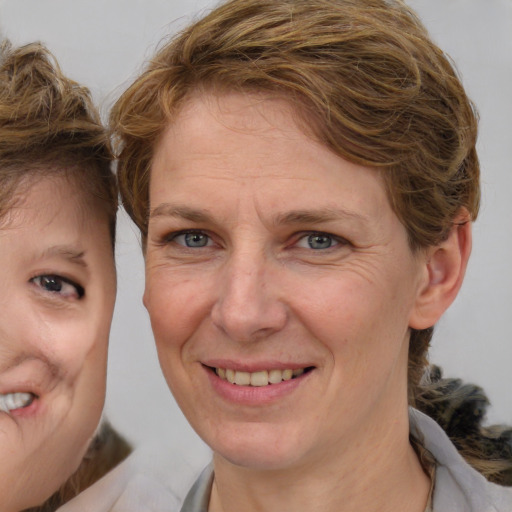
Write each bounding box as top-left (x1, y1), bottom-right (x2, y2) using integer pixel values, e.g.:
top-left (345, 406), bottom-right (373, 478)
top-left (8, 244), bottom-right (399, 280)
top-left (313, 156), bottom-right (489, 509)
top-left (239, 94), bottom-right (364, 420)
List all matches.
top-left (145, 92), bottom-right (430, 472)
top-left (0, 174), bottom-right (116, 510)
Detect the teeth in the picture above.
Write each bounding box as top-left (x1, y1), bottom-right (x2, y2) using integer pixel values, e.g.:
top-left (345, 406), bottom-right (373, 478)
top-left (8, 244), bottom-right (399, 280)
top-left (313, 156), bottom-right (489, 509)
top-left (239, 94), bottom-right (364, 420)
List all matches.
top-left (282, 369), bottom-right (293, 381)
top-left (250, 371), bottom-right (268, 387)
top-left (268, 369), bottom-right (283, 384)
top-left (215, 367), bottom-right (307, 386)
top-left (234, 371), bottom-right (251, 386)
top-left (0, 392), bottom-right (34, 413)
top-left (226, 368), bottom-right (235, 384)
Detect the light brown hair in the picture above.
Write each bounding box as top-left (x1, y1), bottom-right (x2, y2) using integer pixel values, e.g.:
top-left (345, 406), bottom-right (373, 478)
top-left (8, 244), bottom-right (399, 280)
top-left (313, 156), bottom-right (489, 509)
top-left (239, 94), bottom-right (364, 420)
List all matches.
top-left (111, 0), bottom-right (480, 403)
top-left (0, 40), bottom-right (117, 242)
top-left (1, 40), bottom-right (128, 509)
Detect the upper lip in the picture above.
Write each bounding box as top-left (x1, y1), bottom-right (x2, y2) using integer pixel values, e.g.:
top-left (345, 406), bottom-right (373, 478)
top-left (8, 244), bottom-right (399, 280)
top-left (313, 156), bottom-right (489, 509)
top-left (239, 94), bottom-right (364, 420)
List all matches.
top-left (202, 360), bottom-right (315, 372)
top-left (0, 358), bottom-right (59, 398)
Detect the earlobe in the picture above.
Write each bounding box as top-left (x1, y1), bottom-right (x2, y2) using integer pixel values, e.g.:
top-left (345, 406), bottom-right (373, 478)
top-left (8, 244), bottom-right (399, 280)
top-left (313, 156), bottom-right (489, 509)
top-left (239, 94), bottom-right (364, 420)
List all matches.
top-left (409, 209), bottom-right (472, 330)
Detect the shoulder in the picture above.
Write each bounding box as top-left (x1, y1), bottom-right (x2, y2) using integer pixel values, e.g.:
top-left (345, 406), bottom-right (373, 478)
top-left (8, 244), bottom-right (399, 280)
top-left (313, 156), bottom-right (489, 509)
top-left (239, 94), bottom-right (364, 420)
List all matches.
top-left (410, 408), bottom-right (512, 512)
top-left (56, 440), bottom-right (211, 512)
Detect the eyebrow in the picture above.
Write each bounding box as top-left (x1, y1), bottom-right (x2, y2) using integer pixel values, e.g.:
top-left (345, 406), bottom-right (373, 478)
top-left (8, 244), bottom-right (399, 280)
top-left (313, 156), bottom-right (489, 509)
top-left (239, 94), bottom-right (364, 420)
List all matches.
top-left (150, 204), bottom-right (215, 223)
top-left (40, 245), bottom-right (88, 268)
top-left (150, 203), bottom-right (368, 226)
top-left (272, 208), bottom-right (368, 227)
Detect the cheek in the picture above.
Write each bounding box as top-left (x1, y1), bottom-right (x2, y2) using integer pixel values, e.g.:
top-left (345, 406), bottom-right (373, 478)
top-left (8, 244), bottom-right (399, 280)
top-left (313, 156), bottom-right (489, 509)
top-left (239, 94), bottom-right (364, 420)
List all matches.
top-left (58, 324), bottom-right (106, 375)
top-left (288, 271), bottom-right (380, 335)
top-left (145, 269), bottom-right (213, 350)
top-left (43, 309), bottom-right (111, 396)
top-left (289, 270), bottom-right (411, 363)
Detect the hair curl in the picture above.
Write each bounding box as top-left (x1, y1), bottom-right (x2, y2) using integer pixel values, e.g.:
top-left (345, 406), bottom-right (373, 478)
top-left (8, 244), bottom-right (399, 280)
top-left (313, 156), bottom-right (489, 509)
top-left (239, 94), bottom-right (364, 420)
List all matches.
top-left (0, 40), bottom-right (117, 242)
top-left (416, 366), bottom-right (512, 486)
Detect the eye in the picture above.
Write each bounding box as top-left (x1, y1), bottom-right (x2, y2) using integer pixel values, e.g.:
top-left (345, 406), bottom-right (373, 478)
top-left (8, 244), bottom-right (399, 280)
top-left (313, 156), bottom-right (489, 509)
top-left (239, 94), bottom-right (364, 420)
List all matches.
top-left (295, 232), bottom-right (340, 250)
top-left (31, 275), bottom-right (84, 299)
top-left (172, 231), bottom-right (212, 248)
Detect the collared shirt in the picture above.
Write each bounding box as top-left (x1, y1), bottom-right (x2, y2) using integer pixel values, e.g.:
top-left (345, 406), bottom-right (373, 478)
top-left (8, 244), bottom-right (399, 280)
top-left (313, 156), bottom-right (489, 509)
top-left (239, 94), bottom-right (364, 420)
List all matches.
top-left (59, 409), bottom-right (512, 512)
top-left (180, 457), bottom-right (436, 512)
top-left (177, 410), bottom-right (512, 512)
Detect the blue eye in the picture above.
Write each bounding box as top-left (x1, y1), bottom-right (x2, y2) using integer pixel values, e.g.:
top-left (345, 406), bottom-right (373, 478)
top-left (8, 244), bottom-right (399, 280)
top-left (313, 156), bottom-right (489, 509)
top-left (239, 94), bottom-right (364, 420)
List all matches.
top-left (174, 232), bottom-right (211, 248)
top-left (31, 275), bottom-right (84, 299)
top-left (296, 233), bottom-right (338, 250)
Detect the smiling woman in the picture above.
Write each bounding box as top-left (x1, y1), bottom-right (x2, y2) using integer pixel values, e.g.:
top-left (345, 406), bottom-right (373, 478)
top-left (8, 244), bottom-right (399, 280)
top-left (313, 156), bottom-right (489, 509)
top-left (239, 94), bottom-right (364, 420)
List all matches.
top-left (144, 93), bottom-right (433, 475)
top-left (0, 41), bottom-right (130, 511)
top-left (107, 0), bottom-right (512, 511)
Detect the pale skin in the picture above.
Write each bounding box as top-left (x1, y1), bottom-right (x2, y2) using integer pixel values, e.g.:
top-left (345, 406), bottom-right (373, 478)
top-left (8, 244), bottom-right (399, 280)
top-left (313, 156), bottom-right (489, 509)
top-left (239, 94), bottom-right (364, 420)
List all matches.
top-left (0, 175), bottom-right (116, 511)
top-left (144, 92), bottom-right (471, 512)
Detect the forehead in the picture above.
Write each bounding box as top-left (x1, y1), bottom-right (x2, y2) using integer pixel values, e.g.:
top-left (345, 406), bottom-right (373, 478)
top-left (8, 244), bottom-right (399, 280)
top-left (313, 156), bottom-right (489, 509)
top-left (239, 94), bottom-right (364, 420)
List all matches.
top-left (0, 173), bottom-right (115, 284)
top-left (154, 91), bottom-right (354, 186)
top-left (150, 92), bottom-right (399, 235)
top-left (0, 173), bottom-right (102, 231)
top-left (154, 91), bottom-right (383, 188)
top-left (171, 90), bottom-right (312, 144)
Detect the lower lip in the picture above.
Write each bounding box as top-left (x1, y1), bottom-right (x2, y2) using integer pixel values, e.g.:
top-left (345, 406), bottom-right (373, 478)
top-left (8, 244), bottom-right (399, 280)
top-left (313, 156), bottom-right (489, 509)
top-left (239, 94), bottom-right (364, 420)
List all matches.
top-left (0, 397), bottom-right (41, 419)
top-left (205, 367), bottom-right (311, 405)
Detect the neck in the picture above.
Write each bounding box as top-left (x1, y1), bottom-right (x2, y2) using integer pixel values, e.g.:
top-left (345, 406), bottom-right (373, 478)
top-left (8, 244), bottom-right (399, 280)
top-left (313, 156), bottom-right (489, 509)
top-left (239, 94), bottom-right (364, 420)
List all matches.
top-left (209, 409), bottom-right (430, 512)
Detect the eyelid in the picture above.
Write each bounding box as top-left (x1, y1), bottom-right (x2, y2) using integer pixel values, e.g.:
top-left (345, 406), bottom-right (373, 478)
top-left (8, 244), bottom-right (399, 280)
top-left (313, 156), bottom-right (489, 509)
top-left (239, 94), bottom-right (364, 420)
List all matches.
top-left (30, 274), bottom-right (85, 299)
top-left (164, 229), bottom-right (216, 247)
top-left (293, 231), bottom-right (349, 249)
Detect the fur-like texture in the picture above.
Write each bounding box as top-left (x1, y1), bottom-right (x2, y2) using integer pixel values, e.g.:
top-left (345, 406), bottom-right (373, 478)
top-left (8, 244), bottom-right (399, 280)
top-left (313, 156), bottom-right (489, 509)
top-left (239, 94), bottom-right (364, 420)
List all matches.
top-left (23, 422), bottom-right (131, 512)
top-left (416, 366), bottom-right (512, 486)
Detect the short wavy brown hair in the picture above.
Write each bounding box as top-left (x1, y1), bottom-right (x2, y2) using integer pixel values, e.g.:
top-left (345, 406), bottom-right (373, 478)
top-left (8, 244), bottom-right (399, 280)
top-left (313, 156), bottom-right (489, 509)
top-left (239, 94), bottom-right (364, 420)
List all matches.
top-left (0, 40), bottom-right (124, 508)
top-left (111, 0), bottom-right (480, 400)
top-left (0, 40), bottom-right (117, 242)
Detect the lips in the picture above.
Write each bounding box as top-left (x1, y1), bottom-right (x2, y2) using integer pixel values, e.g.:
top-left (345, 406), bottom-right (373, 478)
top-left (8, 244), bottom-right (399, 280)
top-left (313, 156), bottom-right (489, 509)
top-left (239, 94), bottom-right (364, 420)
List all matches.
top-left (0, 358), bottom-right (59, 416)
top-left (0, 392), bottom-right (35, 413)
top-left (214, 367), bottom-right (310, 386)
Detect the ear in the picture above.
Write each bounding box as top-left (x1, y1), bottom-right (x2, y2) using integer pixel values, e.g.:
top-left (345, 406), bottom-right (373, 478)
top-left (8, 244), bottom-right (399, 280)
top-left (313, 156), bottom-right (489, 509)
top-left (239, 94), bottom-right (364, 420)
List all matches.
top-left (409, 209), bottom-right (472, 330)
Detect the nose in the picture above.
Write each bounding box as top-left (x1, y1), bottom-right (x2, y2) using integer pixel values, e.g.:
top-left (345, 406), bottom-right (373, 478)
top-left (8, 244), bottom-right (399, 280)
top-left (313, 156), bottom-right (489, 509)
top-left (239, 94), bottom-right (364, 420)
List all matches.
top-left (211, 250), bottom-right (288, 342)
top-left (0, 305), bottom-right (51, 373)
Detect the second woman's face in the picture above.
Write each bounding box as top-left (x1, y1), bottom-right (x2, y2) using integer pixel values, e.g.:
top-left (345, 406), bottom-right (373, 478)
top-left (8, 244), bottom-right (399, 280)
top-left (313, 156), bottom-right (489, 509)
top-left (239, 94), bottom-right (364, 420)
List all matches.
top-left (0, 175), bottom-right (116, 510)
top-left (145, 92), bottom-right (430, 472)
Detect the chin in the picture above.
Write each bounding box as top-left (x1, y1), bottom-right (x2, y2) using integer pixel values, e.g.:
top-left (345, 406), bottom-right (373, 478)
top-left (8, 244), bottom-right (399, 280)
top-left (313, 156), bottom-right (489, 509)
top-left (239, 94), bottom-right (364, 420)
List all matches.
top-left (216, 445), bottom-right (309, 472)
top-left (208, 423), bottom-right (309, 471)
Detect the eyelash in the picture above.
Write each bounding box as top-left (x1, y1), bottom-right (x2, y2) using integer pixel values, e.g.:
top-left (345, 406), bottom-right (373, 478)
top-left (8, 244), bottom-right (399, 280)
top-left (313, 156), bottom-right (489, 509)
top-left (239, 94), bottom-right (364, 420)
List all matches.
top-left (30, 274), bottom-right (85, 300)
top-left (294, 232), bottom-right (348, 250)
top-left (164, 229), bottom-right (348, 251)
top-left (165, 230), bottom-right (214, 248)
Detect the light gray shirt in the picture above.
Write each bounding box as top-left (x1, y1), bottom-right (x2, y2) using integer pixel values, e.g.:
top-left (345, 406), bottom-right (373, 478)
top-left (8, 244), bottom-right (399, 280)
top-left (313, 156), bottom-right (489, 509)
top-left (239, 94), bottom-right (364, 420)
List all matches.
top-left (59, 409), bottom-right (512, 512)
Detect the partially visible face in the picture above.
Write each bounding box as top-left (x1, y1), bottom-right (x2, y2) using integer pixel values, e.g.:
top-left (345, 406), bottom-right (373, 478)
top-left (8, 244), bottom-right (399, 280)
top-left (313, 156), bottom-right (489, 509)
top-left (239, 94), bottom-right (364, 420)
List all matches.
top-left (0, 174), bottom-right (116, 511)
top-left (145, 92), bottom-right (430, 472)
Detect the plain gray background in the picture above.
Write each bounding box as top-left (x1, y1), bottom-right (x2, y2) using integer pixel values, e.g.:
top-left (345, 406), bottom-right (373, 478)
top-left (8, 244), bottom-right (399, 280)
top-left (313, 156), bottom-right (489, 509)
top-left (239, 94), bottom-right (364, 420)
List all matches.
top-left (1, 0), bottom-right (510, 461)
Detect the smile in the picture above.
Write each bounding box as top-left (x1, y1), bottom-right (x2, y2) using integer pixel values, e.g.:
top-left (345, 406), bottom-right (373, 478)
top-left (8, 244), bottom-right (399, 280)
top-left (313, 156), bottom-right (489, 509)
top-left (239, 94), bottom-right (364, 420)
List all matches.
top-left (0, 392), bottom-right (36, 413)
top-left (214, 367), bottom-right (311, 387)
